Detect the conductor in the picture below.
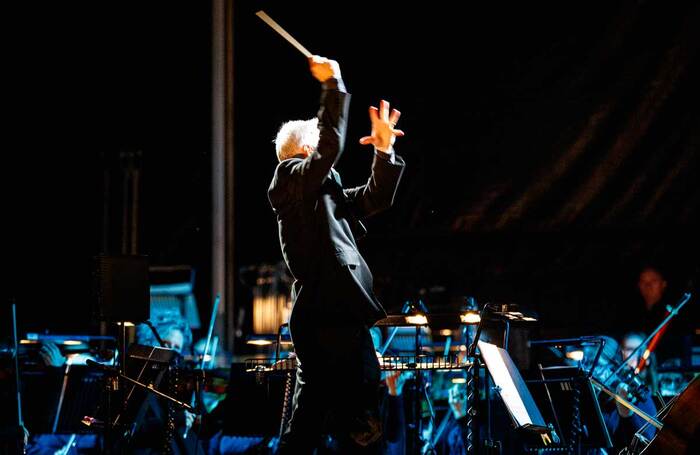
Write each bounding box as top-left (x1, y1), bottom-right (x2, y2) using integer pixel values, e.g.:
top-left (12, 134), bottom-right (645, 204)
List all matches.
top-left (268, 55), bottom-right (406, 453)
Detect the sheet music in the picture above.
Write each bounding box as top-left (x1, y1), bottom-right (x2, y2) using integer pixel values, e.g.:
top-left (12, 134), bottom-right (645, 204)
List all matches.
top-left (479, 340), bottom-right (546, 428)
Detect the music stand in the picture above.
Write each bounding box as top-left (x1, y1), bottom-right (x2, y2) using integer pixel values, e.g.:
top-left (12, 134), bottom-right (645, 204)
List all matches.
top-left (113, 344), bottom-right (179, 431)
top-left (478, 341), bottom-right (550, 433)
top-left (527, 365), bottom-right (612, 452)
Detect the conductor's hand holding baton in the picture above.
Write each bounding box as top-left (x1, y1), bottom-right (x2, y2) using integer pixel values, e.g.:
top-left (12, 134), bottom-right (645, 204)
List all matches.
top-left (308, 55), bottom-right (341, 83)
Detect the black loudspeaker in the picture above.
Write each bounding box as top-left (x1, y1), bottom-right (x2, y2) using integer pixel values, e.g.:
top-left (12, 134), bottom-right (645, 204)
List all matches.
top-left (94, 255), bottom-right (149, 323)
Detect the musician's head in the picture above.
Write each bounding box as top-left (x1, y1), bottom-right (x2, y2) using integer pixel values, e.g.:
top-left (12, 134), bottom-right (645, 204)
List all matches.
top-left (638, 266), bottom-right (667, 309)
top-left (658, 358), bottom-right (686, 397)
top-left (162, 326), bottom-right (186, 354)
top-left (621, 332), bottom-right (646, 369)
top-left (274, 118), bottom-right (320, 161)
top-left (137, 317), bottom-right (192, 355)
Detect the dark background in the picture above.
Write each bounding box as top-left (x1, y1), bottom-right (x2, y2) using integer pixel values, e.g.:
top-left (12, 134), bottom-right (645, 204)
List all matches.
top-left (5, 0), bottom-right (699, 343)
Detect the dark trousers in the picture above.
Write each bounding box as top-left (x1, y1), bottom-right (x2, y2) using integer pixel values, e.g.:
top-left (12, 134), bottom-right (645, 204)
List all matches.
top-left (277, 305), bottom-right (382, 454)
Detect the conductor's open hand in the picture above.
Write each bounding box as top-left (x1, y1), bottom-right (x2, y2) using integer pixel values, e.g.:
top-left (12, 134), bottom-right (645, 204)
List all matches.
top-left (359, 100), bottom-right (404, 153)
top-left (308, 55), bottom-right (341, 82)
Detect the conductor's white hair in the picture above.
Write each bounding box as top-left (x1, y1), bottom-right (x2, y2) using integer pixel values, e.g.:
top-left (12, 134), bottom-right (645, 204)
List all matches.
top-left (274, 118), bottom-right (320, 161)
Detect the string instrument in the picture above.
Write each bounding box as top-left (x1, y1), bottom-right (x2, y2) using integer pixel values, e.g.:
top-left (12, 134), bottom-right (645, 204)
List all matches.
top-left (596, 363), bottom-right (650, 405)
top-left (175, 365), bottom-right (228, 413)
top-left (180, 293), bottom-right (221, 444)
top-left (540, 336), bottom-right (652, 405)
top-left (0, 303), bottom-right (28, 454)
top-left (638, 375), bottom-right (700, 454)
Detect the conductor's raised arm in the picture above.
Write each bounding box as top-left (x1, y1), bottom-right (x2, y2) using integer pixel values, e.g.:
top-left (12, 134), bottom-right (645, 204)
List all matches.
top-left (344, 99), bottom-right (406, 218)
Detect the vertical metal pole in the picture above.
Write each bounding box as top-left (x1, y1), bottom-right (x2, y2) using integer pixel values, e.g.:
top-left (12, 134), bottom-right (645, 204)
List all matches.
top-left (212, 0), bottom-right (235, 354)
top-left (11, 303), bottom-right (24, 429)
top-left (120, 155), bottom-right (131, 255)
top-left (101, 156), bottom-right (111, 255)
top-left (130, 157), bottom-right (141, 255)
top-left (224, 0), bottom-right (235, 356)
top-left (415, 325), bottom-right (421, 452)
top-left (120, 323), bottom-right (127, 375)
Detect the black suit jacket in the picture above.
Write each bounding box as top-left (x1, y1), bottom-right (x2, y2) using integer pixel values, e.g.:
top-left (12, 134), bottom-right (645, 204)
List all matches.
top-left (268, 83), bottom-right (405, 325)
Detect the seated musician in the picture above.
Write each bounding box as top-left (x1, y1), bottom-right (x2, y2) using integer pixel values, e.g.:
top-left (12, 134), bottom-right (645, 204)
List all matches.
top-left (25, 339), bottom-right (113, 454)
top-left (624, 264), bottom-right (695, 365)
top-left (370, 327), bottom-right (412, 455)
top-left (593, 335), bottom-right (657, 453)
top-left (39, 338), bottom-right (110, 368)
top-left (381, 369), bottom-right (410, 455)
top-left (431, 382), bottom-right (470, 455)
top-left (129, 317), bottom-right (201, 454)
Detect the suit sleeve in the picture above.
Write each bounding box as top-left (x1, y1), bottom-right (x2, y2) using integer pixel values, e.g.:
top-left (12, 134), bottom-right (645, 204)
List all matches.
top-left (287, 85), bottom-right (351, 196)
top-left (343, 152), bottom-right (406, 219)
